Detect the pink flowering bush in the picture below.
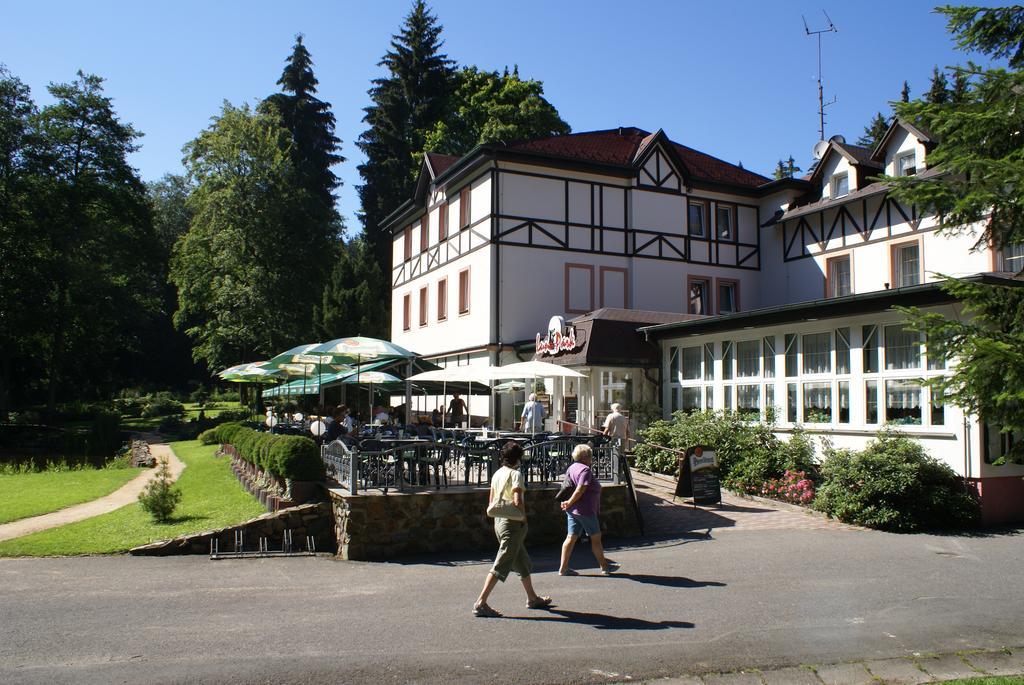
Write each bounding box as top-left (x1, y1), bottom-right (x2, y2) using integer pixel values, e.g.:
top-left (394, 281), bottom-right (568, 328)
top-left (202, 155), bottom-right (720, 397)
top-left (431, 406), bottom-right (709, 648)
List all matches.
top-left (760, 470), bottom-right (815, 505)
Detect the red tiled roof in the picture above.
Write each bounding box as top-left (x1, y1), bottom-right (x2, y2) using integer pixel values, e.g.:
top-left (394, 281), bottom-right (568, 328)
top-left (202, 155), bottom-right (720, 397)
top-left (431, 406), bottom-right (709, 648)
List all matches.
top-left (425, 152), bottom-right (460, 177)
top-left (502, 127), bottom-right (770, 188)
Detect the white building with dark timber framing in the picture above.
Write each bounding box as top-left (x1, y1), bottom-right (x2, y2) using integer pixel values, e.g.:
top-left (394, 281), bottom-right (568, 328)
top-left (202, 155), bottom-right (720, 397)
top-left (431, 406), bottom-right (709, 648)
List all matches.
top-left (384, 121), bottom-right (1024, 525)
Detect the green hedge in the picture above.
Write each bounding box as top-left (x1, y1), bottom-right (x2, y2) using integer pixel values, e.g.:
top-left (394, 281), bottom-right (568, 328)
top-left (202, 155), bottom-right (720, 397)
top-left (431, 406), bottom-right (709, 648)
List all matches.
top-left (814, 428), bottom-right (980, 532)
top-left (207, 423), bottom-right (324, 482)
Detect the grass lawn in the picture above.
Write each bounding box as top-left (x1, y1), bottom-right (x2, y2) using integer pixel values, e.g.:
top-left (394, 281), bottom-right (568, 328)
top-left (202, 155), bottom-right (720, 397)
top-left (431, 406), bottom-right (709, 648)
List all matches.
top-left (0, 441), bottom-right (265, 556)
top-left (120, 401), bottom-right (247, 432)
top-left (0, 468), bottom-right (141, 524)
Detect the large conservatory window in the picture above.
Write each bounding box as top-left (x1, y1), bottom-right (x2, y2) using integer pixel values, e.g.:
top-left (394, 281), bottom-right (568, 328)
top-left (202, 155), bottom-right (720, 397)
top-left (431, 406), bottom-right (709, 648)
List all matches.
top-left (703, 343), bottom-right (715, 380)
top-left (681, 387), bottom-right (701, 413)
top-left (885, 325), bottom-right (922, 370)
top-left (763, 336), bottom-right (775, 377)
top-left (803, 382), bottom-right (833, 423)
top-left (722, 341), bottom-right (735, 380)
top-left (669, 347), bottom-right (680, 382)
top-left (737, 340), bottom-right (759, 377)
top-left (802, 332), bottom-right (831, 374)
top-left (787, 383), bottom-right (798, 423)
top-left (863, 325), bottom-right (879, 373)
top-left (885, 379), bottom-right (922, 425)
top-left (737, 385), bottom-right (759, 415)
top-left (931, 389), bottom-right (945, 426)
top-left (681, 346), bottom-right (702, 380)
top-left (865, 380), bottom-right (879, 424)
top-left (784, 334), bottom-right (798, 377)
top-left (835, 327), bottom-right (851, 374)
top-left (838, 381), bottom-right (850, 423)
top-left (705, 386), bottom-right (713, 410)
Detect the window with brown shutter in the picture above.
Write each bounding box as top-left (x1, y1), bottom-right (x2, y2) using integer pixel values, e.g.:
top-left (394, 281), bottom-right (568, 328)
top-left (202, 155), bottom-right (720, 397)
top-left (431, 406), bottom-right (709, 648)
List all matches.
top-left (420, 214), bottom-right (429, 252)
top-left (459, 187), bottom-right (471, 230)
top-left (419, 287), bottom-right (428, 327)
top-left (437, 278), bottom-right (447, 321)
top-left (458, 268), bottom-right (470, 314)
top-left (403, 227), bottom-right (412, 261)
top-left (402, 294), bottom-right (411, 331)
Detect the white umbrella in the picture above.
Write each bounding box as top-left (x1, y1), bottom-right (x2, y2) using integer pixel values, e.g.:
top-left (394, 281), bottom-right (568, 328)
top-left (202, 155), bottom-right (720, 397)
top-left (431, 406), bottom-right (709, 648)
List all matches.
top-left (491, 361), bottom-right (584, 435)
top-left (407, 365), bottom-right (503, 429)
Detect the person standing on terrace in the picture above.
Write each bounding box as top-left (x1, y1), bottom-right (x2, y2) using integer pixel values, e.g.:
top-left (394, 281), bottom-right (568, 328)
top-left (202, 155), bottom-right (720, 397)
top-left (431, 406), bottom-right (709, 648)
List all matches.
top-left (520, 393), bottom-right (545, 433)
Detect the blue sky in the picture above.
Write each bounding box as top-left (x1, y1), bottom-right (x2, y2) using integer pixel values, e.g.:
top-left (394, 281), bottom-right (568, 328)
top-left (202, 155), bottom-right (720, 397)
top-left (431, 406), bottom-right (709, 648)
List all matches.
top-left (2, 1), bottom-right (988, 232)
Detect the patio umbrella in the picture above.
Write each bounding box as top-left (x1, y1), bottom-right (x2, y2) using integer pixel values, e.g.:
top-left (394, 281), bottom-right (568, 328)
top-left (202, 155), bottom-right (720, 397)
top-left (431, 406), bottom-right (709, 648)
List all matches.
top-left (492, 361), bottom-right (585, 435)
top-left (312, 337), bottom-right (418, 422)
top-left (407, 365), bottom-right (501, 428)
top-left (338, 370), bottom-right (404, 423)
top-left (266, 344), bottom-right (353, 402)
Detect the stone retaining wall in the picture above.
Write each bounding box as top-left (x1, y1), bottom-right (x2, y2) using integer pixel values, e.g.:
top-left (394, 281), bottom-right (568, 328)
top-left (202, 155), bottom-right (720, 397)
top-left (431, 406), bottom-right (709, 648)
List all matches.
top-left (130, 502), bottom-right (336, 556)
top-left (331, 484), bottom-right (640, 560)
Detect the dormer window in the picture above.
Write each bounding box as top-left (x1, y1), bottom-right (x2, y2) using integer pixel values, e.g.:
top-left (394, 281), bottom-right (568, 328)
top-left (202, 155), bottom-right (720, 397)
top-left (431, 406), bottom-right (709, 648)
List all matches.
top-left (831, 172), bottom-right (849, 198)
top-left (897, 151), bottom-right (917, 176)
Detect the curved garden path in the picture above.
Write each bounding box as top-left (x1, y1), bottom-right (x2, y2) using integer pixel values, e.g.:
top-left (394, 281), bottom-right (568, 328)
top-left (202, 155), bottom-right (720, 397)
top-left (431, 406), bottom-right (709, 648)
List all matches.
top-left (0, 443), bottom-right (184, 542)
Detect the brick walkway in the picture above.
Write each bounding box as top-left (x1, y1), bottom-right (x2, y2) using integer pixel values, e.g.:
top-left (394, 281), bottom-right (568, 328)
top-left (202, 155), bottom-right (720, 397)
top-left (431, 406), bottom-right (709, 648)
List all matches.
top-left (630, 471), bottom-right (855, 535)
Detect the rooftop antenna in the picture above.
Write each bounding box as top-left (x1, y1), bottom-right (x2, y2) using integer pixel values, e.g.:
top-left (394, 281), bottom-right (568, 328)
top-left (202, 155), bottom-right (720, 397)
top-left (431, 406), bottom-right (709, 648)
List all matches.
top-left (803, 10), bottom-right (838, 143)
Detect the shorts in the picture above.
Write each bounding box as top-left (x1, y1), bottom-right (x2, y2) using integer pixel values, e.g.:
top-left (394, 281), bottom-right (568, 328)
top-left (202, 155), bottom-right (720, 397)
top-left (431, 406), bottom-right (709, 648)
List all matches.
top-left (566, 512), bottom-right (601, 537)
top-left (490, 518), bottom-right (531, 582)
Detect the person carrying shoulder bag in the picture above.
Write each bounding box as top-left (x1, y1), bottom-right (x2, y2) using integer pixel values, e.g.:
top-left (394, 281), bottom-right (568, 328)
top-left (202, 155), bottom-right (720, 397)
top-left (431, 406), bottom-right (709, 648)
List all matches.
top-left (473, 441), bottom-right (552, 617)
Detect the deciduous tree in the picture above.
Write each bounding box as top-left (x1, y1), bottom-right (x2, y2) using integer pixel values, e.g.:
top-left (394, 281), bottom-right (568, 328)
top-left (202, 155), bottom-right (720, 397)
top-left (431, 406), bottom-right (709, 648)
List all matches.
top-left (172, 103), bottom-right (319, 372)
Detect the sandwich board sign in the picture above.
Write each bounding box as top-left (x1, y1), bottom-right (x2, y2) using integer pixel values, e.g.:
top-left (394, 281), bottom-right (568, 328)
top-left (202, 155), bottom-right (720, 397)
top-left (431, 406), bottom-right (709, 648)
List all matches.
top-left (674, 445), bottom-right (721, 505)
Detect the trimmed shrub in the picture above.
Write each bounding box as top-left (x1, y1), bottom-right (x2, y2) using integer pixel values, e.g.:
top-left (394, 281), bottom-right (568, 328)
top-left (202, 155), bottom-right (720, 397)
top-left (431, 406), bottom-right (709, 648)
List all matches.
top-left (270, 435), bottom-right (325, 481)
top-left (141, 393), bottom-right (185, 419)
top-left (216, 422), bottom-right (245, 445)
top-left (198, 428), bottom-right (219, 446)
top-left (814, 428), bottom-right (980, 532)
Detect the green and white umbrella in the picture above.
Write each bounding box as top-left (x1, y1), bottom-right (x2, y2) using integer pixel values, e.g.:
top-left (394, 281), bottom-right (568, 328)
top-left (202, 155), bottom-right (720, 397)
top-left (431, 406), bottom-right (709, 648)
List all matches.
top-left (339, 370), bottom-right (404, 421)
top-left (218, 362), bottom-right (284, 383)
top-left (310, 337), bottom-right (417, 362)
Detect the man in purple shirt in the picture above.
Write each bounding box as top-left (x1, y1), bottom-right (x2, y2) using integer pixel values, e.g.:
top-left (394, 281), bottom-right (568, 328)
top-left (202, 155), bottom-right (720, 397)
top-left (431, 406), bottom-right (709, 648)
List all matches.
top-left (558, 444), bottom-right (619, 576)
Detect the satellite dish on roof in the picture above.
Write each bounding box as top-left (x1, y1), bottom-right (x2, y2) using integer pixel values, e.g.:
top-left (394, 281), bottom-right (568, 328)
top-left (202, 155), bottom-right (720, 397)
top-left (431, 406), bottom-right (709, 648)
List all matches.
top-left (812, 140), bottom-right (829, 160)
top-left (828, 134), bottom-right (846, 145)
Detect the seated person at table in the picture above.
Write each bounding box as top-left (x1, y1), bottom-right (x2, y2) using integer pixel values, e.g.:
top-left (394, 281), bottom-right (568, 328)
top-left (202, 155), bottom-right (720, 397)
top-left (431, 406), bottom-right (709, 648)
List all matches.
top-left (431, 406), bottom-right (442, 427)
top-left (373, 406), bottom-right (391, 424)
top-left (392, 403), bottom-right (407, 426)
top-left (324, 407), bottom-right (343, 442)
top-left (337, 423), bottom-right (358, 446)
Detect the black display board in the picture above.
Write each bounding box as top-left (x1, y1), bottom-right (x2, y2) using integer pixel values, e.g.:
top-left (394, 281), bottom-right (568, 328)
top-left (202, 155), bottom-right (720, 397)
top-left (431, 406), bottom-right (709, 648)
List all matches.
top-left (674, 445), bottom-right (721, 505)
top-left (564, 396), bottom-right (578, 425)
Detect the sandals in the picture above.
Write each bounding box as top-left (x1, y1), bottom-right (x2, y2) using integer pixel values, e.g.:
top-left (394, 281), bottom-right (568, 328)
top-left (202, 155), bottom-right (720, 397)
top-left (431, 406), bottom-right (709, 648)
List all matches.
top-left (473, 603), bottom-right (502, 618)
top-left (600, 562), bottom-right (620, 576)
top-left (527, 596), bottom-right (552, 609)
top-left (558, 569), bottom-right (579, 576)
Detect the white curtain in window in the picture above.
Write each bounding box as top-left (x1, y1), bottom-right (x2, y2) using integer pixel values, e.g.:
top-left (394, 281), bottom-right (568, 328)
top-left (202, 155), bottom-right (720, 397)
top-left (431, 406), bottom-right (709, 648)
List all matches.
top-left (886, 380), bottom-right (922, 408)
top-left (681, 346), bottom-right (701, 380)
top-left (802, 332), bottom-right (831, 374)
top-left (737, 384), bottom-right (759, 409)
top-left (803, 382), bottom-right (832, 409)
top-left (885, 325), bottom-right (921, 370)
top-left (736, 340), bottom-right (759, 377)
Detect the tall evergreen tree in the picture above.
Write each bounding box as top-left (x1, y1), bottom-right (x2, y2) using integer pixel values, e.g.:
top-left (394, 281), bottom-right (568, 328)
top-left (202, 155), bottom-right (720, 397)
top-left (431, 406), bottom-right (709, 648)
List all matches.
top-left (261, 34), bottom-right (344, 209)
top-left (357, 0), bottom-right (455, 271)
top-left (889, 5), bottom-right (1024, 461)
top-left (315, 237), bottom-right (388, 340)
top-left (857, 112), bottom-right (891, 148)
top-left (926, 65), bottom-right (951, 103)
top-left (901, 80), bottom-right (911, 102)
top-left (772, 156), bottom-right (801, 179)
top-left (951, 69), bottom-right (971, 103)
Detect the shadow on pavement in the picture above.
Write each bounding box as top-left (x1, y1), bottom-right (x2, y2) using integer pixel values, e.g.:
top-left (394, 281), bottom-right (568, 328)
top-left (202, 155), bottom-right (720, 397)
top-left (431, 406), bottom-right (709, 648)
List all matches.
top-left (503, 607), bottom-right (694, 630)
top-left (613, 573), bottom-right (725, 589)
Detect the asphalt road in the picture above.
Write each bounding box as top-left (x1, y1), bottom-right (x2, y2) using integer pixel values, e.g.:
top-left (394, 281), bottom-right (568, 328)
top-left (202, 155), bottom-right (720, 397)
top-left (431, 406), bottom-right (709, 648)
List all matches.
top-left (0, 527), bottom-right (1021, 685)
